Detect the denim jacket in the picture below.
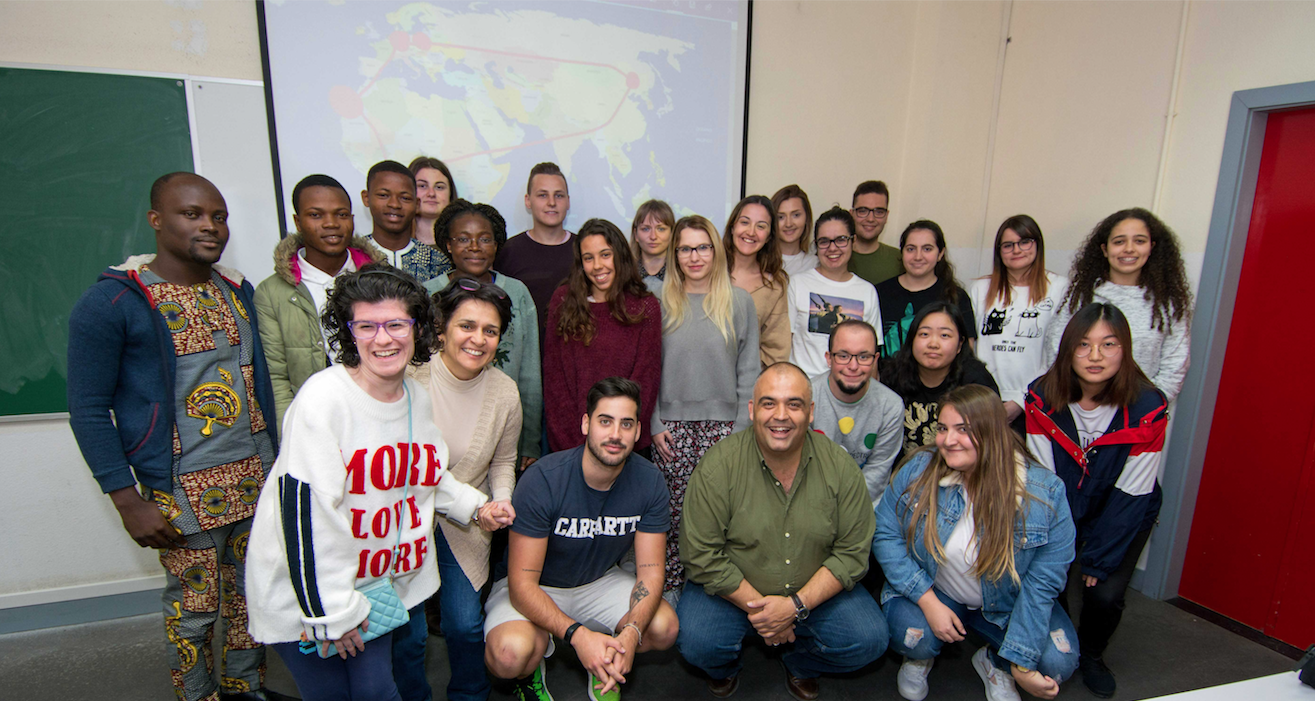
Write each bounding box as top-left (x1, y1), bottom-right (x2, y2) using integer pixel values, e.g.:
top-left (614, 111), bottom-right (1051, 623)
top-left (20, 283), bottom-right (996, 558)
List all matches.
top-left (872, 450), bottom-right (1076, 669)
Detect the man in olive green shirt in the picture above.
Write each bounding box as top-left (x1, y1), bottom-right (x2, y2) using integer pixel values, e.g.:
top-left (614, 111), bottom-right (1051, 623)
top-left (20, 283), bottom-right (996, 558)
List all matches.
top-left (848, 180), bottom-right (903, 286)
top-left (676, 363), bottom-right (888, 701)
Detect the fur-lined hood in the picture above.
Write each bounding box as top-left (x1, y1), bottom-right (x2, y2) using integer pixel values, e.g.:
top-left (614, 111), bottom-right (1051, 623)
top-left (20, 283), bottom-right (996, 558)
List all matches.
top-left (109, 253), bottom-right (246, 286)
top-left (272, 234), bottom-right (385, 287)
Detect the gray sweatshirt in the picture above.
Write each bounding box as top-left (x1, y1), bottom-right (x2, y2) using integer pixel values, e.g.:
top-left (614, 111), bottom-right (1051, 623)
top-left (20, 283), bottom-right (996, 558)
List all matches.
top-left (652, 288), bottom-right (759, 433)
top-left (810, 373), bottom-right (905, 507)
top-left (1044, 281), bottom-right (1191, 402)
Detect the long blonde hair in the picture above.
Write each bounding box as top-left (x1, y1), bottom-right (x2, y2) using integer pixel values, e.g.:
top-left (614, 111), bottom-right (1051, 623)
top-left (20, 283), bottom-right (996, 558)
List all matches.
top-left (662, 215), bottom-right (737, 345)
top-left (899, 385), bottom-right (1040, 585)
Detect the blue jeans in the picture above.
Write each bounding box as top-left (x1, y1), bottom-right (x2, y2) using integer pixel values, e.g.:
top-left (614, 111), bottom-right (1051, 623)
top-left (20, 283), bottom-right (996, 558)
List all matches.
top-left (883, 588), bottom-right (1079, 682)
top-left (676, 581), bottom-right (889, 680)
top-left (273, 635), bottom-right (402, 701)
top-left (435, 527), bottom-right (491, 701)
top-left (390, 603), bottom-right (431, 701)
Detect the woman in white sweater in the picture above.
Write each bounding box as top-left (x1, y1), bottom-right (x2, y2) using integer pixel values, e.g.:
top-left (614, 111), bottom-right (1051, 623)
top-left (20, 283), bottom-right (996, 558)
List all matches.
top-left (652, 215), bottom-right (758, 594)
top-left (969, 215), bottom-right (1068, 423)
top-left (409, 277), bottom-right (522, 701)
top-left (246, 265), bottom-right (500, 701)
top-left (1044, 208), bottom-right (1193, 403)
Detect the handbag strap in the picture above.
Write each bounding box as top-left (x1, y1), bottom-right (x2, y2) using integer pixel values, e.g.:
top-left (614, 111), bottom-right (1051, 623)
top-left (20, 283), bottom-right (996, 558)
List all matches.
top-left (384, 382), bottom-right (413, 584)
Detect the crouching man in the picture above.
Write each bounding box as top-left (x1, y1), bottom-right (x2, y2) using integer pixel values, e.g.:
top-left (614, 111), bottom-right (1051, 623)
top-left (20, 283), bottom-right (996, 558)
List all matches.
top-left (678, 363), bottom-right (888, 700)
top-left (484, 377), bottom-right (678, 700)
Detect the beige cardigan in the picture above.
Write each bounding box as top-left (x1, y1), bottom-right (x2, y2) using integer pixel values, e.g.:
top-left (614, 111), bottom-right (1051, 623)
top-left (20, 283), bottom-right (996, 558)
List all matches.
top-left (747, 278), bottom-right (791, 369)
top-left (411, 360), bottom-right (522, 590)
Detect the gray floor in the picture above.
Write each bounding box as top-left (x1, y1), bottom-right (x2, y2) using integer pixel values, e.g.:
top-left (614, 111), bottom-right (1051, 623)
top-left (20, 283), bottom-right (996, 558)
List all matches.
top-left (0, 590), bottom-right (1295, 700)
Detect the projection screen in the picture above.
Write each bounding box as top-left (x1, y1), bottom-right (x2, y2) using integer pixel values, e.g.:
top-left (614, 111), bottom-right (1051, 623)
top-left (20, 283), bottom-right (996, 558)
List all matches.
top-left (259, 0), bottom-right (752, 237)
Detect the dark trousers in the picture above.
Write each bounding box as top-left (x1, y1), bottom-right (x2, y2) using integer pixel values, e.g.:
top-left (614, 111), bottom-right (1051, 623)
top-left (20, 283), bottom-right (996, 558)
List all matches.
top-left (1062, 528), bottom-right (1152, 659)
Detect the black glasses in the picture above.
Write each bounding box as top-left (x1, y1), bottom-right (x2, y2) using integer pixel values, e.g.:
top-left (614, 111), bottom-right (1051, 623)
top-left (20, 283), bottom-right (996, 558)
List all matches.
top-left (453, 276), bottom-right (509, 299)
top-left (816, 235), bottom-right (853, 249)
top-left (1000, 239), bottom-right (1037, 253)
top-left (854, 207), bottom-right (889, 218)
top-left (830, 351), bottom-right (876, 366)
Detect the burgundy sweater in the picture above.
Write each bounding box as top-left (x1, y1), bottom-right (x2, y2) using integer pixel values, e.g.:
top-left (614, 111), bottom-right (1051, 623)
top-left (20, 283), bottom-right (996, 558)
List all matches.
top-left (543, 287), bottom-right (662, 451)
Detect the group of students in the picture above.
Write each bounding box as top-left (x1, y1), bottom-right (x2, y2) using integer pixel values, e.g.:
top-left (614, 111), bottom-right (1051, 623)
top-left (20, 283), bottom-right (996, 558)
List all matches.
top-left (67, 159), bottom-right (1195, 701)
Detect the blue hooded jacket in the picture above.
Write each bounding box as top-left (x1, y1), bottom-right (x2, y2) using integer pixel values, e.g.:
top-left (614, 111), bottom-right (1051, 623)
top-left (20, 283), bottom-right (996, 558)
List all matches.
top-left (68, 255), bottom-right (278, 494)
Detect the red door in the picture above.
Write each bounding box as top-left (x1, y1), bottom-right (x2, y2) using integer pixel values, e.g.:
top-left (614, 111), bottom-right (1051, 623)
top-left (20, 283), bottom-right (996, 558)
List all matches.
top-left (1179, 106), bottom-right (1315, 648)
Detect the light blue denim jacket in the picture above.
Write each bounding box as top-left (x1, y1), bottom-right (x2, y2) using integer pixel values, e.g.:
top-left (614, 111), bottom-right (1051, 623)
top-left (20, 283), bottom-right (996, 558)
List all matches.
top-left (872, 450), bottom-right (1076, 669)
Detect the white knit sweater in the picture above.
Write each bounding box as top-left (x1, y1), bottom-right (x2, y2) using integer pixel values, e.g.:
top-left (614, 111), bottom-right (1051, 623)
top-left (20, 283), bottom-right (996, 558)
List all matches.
top-left (246, 365), bottom-right (487, 644)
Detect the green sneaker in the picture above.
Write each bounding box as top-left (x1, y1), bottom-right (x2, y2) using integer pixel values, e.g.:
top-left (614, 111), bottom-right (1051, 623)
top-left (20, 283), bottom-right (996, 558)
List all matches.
top-left (587, 671), bottom-right (621, 701)
top-left (513, 659), bottom-right (554, 701)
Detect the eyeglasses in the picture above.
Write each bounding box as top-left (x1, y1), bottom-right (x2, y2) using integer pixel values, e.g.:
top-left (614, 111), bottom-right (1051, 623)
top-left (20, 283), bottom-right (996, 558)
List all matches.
top-left (453, 277), bottom-right (509, 299)
top-left (1075, 340), bottom-right (1122, 358)
top-left (676, 244), bottom-right (714, 257)
top-left (854, 207), bottom-right (889, 218)
top-left (816, 235), bottom-right (853, 249)
top-left (1000, 238), bottom-right (1037, 253)
top-left (451, 235), bottom-right (496, 248)
top-left (831, 351), bottom-right (876, 366)
top-left (348, 318), bottom-right (416, 340)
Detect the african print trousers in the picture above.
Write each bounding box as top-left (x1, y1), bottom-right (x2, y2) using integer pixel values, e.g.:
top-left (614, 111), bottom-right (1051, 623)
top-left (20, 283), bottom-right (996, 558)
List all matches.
top-left (653, 419), bottom-right (735, 593)
top-left (159, 517), bottom-right (265, 701)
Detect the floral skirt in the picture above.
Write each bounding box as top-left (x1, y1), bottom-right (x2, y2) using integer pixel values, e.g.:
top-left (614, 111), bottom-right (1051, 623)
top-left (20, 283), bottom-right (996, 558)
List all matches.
top-left (652, 419), bottom-right (735, 592)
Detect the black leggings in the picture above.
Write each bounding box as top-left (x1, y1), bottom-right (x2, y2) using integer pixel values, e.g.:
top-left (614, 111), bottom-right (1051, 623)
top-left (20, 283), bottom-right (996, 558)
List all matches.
top-left (1061, 529), bottom-right (1152, 659)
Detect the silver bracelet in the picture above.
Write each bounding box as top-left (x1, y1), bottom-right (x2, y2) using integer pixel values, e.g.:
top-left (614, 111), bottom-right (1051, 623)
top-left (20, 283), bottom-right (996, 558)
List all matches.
top-left (621, 621), bottom-right (643, 647)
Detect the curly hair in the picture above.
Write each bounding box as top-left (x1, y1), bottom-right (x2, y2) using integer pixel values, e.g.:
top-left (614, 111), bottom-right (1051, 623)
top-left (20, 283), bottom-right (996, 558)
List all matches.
top-left (723, 195), bottom-right (787, 290)
top-left (321, 263), bottom-right (436, 368)
top-left (433, 199), bottom-right (508, 258)
top-left (880, 300), bottom-right (982, 397)
top-left (555, 218), bottom-right (652, 346)
top-left (1062, 207), bottom-right (1193, 332)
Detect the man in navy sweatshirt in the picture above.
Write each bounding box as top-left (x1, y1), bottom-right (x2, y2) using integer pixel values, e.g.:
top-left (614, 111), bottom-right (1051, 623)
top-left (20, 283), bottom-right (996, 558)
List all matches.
top-left (68, 172), bottom-right (281, 701)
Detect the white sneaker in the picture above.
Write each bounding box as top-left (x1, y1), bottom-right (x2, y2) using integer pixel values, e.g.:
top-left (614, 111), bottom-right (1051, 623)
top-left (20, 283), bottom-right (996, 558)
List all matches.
top-left (972, 647), bottom-right (1021, 701)
top-left (897, 657), bottom-right (933, 700)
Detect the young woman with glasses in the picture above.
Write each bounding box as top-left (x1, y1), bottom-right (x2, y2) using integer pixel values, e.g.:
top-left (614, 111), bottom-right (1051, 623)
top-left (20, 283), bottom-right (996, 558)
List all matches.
top-left (875, 220), bottom-right (976, 358)
top-left (246, 265), bottom-right (493, 701)
top-left (423, 200), bottom-right (541, 469)
top-left (724, 194), bottom-right (790, 368)
top-left (874, 385), bottom-right (1077, 701)
top-left (631, 199), bottom-right (676, 291)
top-left (968, 215), bottom-right (1069, 425)
top-left (1026, 303), bottom-right (1168, 698)
top-left (1044, 208), bottom-right (1192, 403)
top-left (787, 206), bottom-right (884, 378)
top-left (651, 215), bottom-right (759, 595)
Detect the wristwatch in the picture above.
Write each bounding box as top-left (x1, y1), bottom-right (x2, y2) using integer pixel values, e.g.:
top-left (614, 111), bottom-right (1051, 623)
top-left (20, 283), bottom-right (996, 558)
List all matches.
top-left (789, 593), bottom-right (809, 621)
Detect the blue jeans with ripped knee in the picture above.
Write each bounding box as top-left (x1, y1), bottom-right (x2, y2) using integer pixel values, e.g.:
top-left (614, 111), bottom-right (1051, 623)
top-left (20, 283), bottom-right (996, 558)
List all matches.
top-left (883, 588), bottom-right (1079, 682)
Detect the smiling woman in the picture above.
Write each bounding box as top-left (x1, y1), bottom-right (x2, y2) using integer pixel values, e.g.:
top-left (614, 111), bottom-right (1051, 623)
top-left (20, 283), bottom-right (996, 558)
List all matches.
top-left (874, 220), bottom-right (976, 358)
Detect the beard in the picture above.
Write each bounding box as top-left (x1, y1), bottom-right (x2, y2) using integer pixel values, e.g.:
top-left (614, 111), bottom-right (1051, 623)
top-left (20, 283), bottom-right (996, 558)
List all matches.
top-left (587, 436), bottom-right (631, 468)
top-left (834, 376), bottom-right (868, 396)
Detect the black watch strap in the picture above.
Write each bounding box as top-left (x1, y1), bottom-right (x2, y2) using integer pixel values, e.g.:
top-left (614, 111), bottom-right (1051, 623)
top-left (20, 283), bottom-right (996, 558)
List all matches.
top-left (563, 621), bottom-right (583, 644)
top-left (790, 593), bottom-right (809, 621)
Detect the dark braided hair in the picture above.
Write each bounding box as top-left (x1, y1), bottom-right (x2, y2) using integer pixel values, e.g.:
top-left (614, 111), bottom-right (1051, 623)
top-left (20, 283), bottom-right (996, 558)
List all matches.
top-left (433, 199), bottom-right (508, 257)
top-left (1062, 208), bottom-right (1193, 333)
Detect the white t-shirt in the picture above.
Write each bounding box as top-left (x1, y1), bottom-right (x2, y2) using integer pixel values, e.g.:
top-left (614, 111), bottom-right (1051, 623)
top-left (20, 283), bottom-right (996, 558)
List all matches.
top-left (934, 497), bottom-right (983, 609)
top-left (782, 251), bottom-right (819, 278)
top-left (968, 272), bottom-right (1068, 406)
top-left (298, 248), bottom-right (358, 362)
top-left (787, 268), bottom-right (882, 378)
top-left (1071, 402), bottom-right (1118, 450)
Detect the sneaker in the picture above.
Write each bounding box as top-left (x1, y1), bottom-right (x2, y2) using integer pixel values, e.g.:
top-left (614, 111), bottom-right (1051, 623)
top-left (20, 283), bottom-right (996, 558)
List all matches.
top-left (1080, 655), bottom-right (1116, 698)
top-left (897, 657), bottom-right (933, 700)
top-left (587, 672), bottom-right (621, 701)
top-left (971, 647), bottom-right (1021, 701)
top-left (513, 659), bottom-right (554, 701)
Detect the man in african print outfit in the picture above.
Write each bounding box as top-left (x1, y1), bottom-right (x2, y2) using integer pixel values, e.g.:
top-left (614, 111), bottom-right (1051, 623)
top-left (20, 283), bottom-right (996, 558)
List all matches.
top-left (68, 173), bottom-right (281, 701)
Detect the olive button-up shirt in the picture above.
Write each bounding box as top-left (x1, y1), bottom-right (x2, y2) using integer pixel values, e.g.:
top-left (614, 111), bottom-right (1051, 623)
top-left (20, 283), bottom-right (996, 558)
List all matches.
top-left (679, 429), bottom-right (875, 597)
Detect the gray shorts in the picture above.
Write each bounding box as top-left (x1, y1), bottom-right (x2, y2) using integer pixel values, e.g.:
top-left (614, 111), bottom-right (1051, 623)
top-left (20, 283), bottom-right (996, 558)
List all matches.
top-left (483, 564), bottom-right (635, 638)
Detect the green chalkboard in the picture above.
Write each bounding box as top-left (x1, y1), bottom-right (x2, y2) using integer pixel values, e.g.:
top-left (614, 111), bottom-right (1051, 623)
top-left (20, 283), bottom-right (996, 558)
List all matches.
top-left (0, 67), bottom-right (194, 416)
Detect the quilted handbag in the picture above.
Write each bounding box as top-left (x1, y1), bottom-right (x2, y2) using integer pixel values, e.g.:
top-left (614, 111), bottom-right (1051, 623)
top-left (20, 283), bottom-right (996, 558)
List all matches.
top-left (301, 385), bottom-right (416, 658)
